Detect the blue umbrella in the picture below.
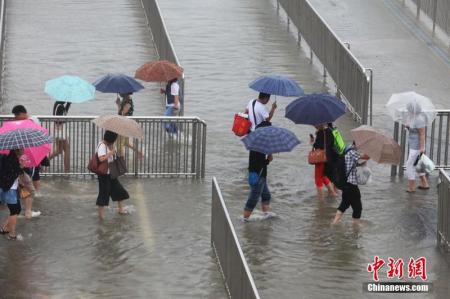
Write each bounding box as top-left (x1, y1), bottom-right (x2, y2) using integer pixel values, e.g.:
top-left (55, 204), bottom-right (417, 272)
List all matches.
top-left (285, 93), bottom-right (346, 125)
top-left (93, 73), bottom-right (144, 93)
top-left (45, 75), bottom-right (95, 103)
top-left (249, 74), bottom-right (304, 97)
top-left (242, 126), bottom-right (301, 155)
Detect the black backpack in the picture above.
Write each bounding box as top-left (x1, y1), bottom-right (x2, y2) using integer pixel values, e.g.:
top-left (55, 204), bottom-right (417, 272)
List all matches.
top-left (330, 147), bottom-right (356, 190)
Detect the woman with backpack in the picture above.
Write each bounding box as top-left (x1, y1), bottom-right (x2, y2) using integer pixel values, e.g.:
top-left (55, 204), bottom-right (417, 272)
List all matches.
top-left (310, 124), bottom-right (338, 200)
top-left (49, 101), bottom-right (71, 173)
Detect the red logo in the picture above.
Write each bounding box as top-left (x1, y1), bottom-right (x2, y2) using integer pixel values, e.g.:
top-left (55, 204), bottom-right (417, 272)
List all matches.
top-left (367, 256), bottom-right (427, 281)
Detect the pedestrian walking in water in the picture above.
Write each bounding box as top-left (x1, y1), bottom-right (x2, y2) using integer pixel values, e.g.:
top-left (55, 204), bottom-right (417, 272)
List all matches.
top-left (310, 124), bottom-right (337, 200)
top-left (405, 103), bottom-right (429, 192)
top-left (48, 101), bottom-right (71, 173)
top-left (116, 93), bottom-right (134, 116)
top-left (96, 130), bottom-right (129, 220)
top-left (18, 155), bottom-right (36, 219)
top-left (0, 150), bottom-right (23, 240)
top-left (245, 92), bottom-right (277, 131)
top-left (332, 143), bottom-right (369, 226)
top-left (161, 78), bottom-right (180, 134)
top-left (12, 105), bottom-right (41, 217)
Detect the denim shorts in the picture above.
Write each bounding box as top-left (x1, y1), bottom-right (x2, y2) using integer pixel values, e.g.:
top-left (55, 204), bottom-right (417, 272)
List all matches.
top-left (0, 188), bottom-right (19, 205)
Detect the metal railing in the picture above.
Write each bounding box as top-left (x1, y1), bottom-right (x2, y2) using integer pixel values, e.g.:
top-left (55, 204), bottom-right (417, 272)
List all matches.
top-left (0, 0), bottom-right (6, 98)
top-left (211, 178), bottom-right (260, 299)
top-left (141, 0), bottom-right (185, 116)
top-left (437, 169), bottom-right (450, 252)
top-left (277, 0), bottom-right (373, 125)
top-left (391, 110), bottom-right (450, 176)
top-left (0, 116), bottom-right (206, 178)
top-left (404, 0), bottom-right (450, 36)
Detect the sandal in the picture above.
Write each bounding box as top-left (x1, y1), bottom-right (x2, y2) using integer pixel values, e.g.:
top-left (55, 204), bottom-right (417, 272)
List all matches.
top-left (406, 190), bottom-right (416, 193)
top-left (0, 228), bottom-right (9, 235)
top-left (418, 186), bottom-right (430, 190)
top-left (7, 235), bottom-right (17, 240)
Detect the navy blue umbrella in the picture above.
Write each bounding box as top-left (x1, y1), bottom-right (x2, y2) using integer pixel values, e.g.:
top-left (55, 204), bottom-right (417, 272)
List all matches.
top-left (93, 73), bottom-right (144, 93)
top-left (285, 93), bottom-right (346, 125)
top-left (242, 126), bottom-right (301, 155)
top-left (249, 74), bottom-right (304, 97)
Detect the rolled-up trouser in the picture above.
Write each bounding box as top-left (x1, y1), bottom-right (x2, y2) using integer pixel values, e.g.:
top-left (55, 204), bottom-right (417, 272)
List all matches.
top-left (165, 106), bottom-right (178, 134)
top-left (405, 149), bottom-right (425, 180)
top-left (245, 177), bottom-right (271, 212)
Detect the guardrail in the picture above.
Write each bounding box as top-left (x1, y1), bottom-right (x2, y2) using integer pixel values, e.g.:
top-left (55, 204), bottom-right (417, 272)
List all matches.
top-left (0, 116), bottom-right (206, 178)
top-left (141, 0), bottom-right (185, 116)
top-left (277, 0), bottom-right (373, 125)
top-left (403, 0), bottom-right (450, 36)
top-left (211, 178), bottom-right (260, 299)
top-left (437, 169), bottom-right (450, 252)
top-left (391, 110), bottom-right (450, 176)
top-left (0, 0), bottom-right (6, 97)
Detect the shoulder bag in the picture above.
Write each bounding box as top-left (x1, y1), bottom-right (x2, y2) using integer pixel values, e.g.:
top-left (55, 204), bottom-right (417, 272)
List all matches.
top-left (109, 154), bottom-right (127, 179)
top-left (308, 132), bottom-right (327, 165)
top-left (87, 143), bottom-right (108, 175)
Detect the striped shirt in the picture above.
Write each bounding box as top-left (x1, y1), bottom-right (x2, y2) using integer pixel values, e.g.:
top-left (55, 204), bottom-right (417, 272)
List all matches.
top-left (345, 148), bottom-right (360, 185)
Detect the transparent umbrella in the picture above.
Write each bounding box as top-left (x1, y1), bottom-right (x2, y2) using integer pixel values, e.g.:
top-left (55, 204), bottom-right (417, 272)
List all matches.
top-left (385, 91), bottom-right (436, 128)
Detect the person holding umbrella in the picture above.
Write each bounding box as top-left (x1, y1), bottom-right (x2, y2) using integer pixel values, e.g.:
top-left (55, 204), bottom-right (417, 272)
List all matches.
top-left (96, 130), bottom-right (129, 220)
top-left (245, 92), bottom-right (277, 131)
top-left (241, 124), bottom-right (301, 221)
top-left (49, 101), bottom-right (71, 173)
top-left (160, 78), bottom-right (180, 134)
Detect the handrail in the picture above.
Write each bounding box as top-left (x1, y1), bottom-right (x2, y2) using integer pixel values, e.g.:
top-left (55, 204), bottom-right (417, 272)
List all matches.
top-left (211, 177), bottom-right (260, 299)
top-left (140, 0), bottom-right (186, 116)
top-left (277, 0), bottom-right (372, 124)
top-left (0, 115), bottom-right (206, 178)
top-left (437, 169), bottom-right (450, 252)
top-left (403, 0), bottom-right (450, 36)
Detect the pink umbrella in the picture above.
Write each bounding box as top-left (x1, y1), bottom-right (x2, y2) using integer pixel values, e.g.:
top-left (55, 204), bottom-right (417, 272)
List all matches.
top-left (0, 119), bottom-right (52, 167)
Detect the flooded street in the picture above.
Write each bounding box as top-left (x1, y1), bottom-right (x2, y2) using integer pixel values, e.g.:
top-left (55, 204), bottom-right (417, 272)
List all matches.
top-left (0, 0), bottom-right (449, 298)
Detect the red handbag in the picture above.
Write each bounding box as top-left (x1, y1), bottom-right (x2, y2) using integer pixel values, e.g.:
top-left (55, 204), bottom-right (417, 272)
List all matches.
top-left (308, 132), bottom-right (327, 165)
top-left (232, 113), bottom-right (251, 137)
top-left (87, 143), bottom-right (108, 175)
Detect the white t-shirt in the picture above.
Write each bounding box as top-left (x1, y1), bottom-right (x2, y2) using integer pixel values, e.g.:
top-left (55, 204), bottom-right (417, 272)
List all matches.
top-left (247, 99), bottom-right (269, 131)
top-left (10, 178), bottom-right (19, 190)
top-left (97, 142), bottom-right (113, 170)
top-left (171, 82), bottom-right (180, 96)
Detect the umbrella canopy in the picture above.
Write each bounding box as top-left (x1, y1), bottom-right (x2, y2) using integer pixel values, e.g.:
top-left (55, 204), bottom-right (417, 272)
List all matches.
top-left (92, 115), bottom-right (144, 139)
top-left (285, 93), bottom-right (346, 125)
top-left (350, 125), bottom-right (401, 165)
top-left (249, 74), bottom-right (304, 97)
top-left (0, 128), bottom-right (53, 151)
top-left (45, 75), bottom-right (95, 103)
top-left (135, 60), bottom-right (183, 82)
top-left (93, 73), bottom-right (144, 94)
top-left (0, 120), bottom-right (52, 167)
top-left (242, 126), bottom-right (301, 155)
top-left (386, 91), bottom-right (436, 128)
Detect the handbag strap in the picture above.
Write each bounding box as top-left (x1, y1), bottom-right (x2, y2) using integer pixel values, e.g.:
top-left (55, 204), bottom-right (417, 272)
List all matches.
top-left (252, 100), bottom-right (257, 128)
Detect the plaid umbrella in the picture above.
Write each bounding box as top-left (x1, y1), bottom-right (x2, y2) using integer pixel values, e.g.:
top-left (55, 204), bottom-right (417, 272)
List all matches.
top-left (242, 126), bottom-right (301, 155)
top-left (92, 115), bottom-right (144, 139)
top-left (350, 125), bottom-right (401, 165)
top-left (0, 128), bottom-right (53, 150)
top-left (135, 60), bottom-right (183, 82)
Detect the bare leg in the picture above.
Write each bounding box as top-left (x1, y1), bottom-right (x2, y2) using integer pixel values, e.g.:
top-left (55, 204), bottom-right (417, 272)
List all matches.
top-left (325, 183), bottom-right (338, 197)
top-left (6, 215), bottom-right (17, 237)
top-left (352, 218), bottom-right (361, 226)
top-left (63, 141), bottom-right (70, 173)
top-left (407, 180), bottom-right (416, 192)
top-left (262, 204), bottom-right (271, 213)
top-left (316, 187), bottom-right (324, 201)
top-left (117, 201), bottom-right (127, 214)
top-left (332, 210), bottom-right (343, 225)
top-left (33, 180), bottom-right (41, 193)
top-left (98, 206), bottom-right (105, 220)
top-left (24, 196), bottom-right (33, 219)
top-left (419, 175), bottom-right (429, 188)
top-left (49, 140), bottom-right (63, 160)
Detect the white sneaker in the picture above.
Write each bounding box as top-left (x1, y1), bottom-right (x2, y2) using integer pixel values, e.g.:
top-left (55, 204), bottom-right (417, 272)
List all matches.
top-left (239, 216), bottom-right (250, 223)
top-left (262, 211), bottom-right (277, 220)
top-left (31, 211), bottom-right (41, 218)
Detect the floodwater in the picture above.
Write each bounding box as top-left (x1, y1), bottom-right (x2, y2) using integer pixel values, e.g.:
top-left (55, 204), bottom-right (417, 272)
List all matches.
top-left (0, 0), bottom-right (449, 298)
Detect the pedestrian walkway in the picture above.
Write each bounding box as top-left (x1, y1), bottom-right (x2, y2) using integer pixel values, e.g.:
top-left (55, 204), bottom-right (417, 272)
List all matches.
top-left (1, 0), bottom-right (163, 116)
top-left (308, 0), bottom-right (450, 130)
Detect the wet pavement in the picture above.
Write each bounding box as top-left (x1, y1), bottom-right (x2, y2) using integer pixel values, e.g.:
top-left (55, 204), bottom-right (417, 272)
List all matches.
top-left (0, 0), bottom-right (449, 298)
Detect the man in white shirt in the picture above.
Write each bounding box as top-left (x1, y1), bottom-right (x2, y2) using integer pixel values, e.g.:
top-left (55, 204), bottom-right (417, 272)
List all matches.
top-left (245, 93), bottom-right (277, 131)
top-left (161, 78), bottom-right (180, 134)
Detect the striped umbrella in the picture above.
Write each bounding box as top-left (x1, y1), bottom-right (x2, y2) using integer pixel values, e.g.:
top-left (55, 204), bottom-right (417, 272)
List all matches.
top-left (242, 126), bottom-right (301, 155)
top-left (92, 115), bottom-right (144, 139)
top-left (0, 128), bottom-right (53, 150)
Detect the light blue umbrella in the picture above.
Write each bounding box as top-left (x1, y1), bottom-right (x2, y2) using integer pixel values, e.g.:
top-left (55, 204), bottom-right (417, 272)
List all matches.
top-left (45, 75), bottom-right (95, 103)
top-left (242, 126), bottom-right (301, 155)
top-left (285, 93), bottom-right (346, 125)
top-left (249, 74), bottom-right (304, 97)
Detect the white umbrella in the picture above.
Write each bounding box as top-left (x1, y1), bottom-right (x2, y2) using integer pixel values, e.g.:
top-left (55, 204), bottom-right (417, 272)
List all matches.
top-left (386, 91), bottom-right (436, 128)
top-left (92, 115), bottom-right (144, 139)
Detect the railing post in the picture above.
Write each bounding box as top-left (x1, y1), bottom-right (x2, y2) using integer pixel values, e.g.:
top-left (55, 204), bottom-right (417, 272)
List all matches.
top-left (391, 122), bottom-right (400, 176)
top-left (432, 0), bottom-right (437, 36)
top-left (191, 121), bottom-right (198, 175)
top-left (416, 0), bottom-right (421, 19)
